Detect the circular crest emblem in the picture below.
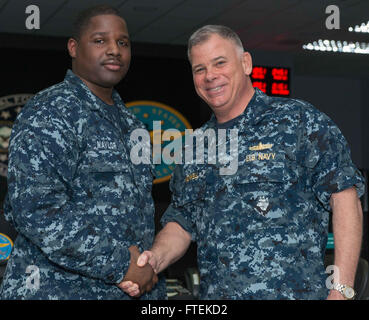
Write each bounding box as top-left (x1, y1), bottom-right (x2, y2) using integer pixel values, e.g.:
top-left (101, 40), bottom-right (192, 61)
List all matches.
top-left (126, 101), bottom-right (191, 184)
top-left (0, 233), bottom-right (13, 262)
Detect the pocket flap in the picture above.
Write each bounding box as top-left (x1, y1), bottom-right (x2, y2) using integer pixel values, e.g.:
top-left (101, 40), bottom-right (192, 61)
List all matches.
top-left (87, 150), bottom-right (130, 173)
top-left (173, 173), bottom-right (207, 206)
top-left (235, 161), bottom-right (287, 184)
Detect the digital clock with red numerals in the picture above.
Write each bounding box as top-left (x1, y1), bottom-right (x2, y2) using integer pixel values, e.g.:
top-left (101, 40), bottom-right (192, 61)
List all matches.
top-left (251, 66), bottom-right (290, 97)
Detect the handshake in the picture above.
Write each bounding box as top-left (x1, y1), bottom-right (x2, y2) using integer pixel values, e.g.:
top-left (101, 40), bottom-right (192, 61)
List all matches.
top-left (117, 245), bottom-right (158, 297)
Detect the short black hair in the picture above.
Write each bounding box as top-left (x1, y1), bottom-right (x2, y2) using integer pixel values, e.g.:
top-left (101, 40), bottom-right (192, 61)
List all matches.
top-left (72, 4), bottom-right (124, 40)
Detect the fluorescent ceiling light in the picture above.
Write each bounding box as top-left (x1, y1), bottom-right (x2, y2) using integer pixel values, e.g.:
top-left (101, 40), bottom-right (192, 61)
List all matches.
top-left (303, 39), bottom-right (369, 54)
top-left (348, 21), bottom-right (369, 33)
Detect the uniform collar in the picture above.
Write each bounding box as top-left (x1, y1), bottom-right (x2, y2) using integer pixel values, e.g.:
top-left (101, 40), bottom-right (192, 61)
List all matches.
top-left (63, 69), bottom-right (137, 134)
top-left (206, 87), bottom-right (271, 129)
top-left (64, 69), bottom-right (125, 111)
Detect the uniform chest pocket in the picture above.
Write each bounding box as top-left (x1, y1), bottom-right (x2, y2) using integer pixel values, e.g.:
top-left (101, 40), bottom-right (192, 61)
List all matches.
top-left (235, 159), bottom-right (287, 184)
top-left (232, 161), bottom-right (294, 226)
top-left (174, 174), bottom-right (207, 207)
top-left (81, 149), bottom-right (136, 205)
top-left (86, 149), bottom-right (130, 173)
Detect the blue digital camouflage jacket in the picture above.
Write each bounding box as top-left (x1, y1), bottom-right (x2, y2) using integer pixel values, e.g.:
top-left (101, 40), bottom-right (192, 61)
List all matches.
top-left (162, 88), bottom-right (365, 300)
top-left (0, 70), bottom-right (166, 300)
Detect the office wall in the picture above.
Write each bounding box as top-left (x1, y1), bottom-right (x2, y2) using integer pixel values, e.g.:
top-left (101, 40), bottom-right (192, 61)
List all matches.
top-left (362, 79), bottom-right (369, 170)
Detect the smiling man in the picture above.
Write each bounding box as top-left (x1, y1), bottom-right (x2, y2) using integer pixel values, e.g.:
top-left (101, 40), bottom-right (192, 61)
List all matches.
top-left (0, 5), bottom-right (165, 300)
top-left (122, 25), bottom-right (365, 300)
top-left (189, 31), bottom-right (254, 124)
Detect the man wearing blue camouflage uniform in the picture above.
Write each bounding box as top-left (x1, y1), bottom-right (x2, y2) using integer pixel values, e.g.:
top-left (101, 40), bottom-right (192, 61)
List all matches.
top-left (0, 5), bottom-right (165, 299)
top-left (122, 25), bottom-right (364, 300)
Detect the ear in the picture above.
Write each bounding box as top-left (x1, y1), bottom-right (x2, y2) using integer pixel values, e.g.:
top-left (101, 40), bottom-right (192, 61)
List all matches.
top-left (67, 38), bottom-right (78, 59)
top-left (241, 52), bottom-right (253, 76)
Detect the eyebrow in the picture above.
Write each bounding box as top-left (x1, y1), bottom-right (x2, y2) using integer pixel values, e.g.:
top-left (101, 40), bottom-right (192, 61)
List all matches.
top-left (90, 32), bottom-right (130, 39)
top-left (192, 56), bottom-right (226, 70)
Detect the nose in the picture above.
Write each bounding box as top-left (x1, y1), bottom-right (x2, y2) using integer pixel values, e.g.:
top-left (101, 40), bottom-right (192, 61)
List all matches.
top-left (106, 40), bottom-right (120, 56)
top-left (204, 67), bottom-right (217, 82)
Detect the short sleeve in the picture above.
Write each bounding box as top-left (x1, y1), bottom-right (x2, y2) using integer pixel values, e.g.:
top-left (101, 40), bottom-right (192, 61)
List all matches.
top-left (301, 107), bottom-right (365, 211)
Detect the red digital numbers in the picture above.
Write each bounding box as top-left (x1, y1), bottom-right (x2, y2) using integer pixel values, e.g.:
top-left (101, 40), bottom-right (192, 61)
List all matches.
top-left (251, 67), bottom-right (267, 80)
top-left (251, 66), bottom-right (290, 96)
top-left (271, 83), bottom-right (290, 96)
top-left (252, 81), bottom-right (267, 93)
top-left (271, 68), bottom-right (289, 81)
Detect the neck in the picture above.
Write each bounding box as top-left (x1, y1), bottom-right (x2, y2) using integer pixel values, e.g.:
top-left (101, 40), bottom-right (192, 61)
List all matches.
top-left (83, 80), bottom-right (115, 105)
top-left (216, 84), bottom-right (255, 124)
top-left (73, 71), bottom-right (115, 105)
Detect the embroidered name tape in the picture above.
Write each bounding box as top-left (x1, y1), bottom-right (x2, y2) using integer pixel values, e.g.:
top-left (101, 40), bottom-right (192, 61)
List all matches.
top-left (96, 140), bottom-right (117, 150)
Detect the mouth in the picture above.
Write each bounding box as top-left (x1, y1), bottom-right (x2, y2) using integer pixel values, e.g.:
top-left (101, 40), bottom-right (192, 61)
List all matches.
top-left (206, 84), bottom-right (226, 96)
top-left (102, 61), bottom-right (123, 72)
top-left (207, 85), bottom-right (224, 92)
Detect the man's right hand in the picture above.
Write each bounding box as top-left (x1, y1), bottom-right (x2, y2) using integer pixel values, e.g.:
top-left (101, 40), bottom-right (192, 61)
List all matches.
top-left (120, 222), bottom-right (192, 297)
top-left (117, 246), bottom-right (158, 297)
top-left (137, 250), bottom-right (159, 272)
top-left (119, 250), bottom-right (159, 297)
